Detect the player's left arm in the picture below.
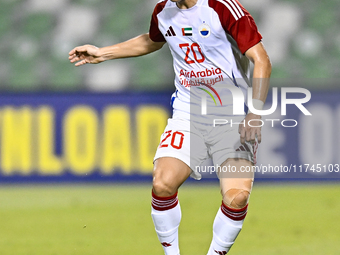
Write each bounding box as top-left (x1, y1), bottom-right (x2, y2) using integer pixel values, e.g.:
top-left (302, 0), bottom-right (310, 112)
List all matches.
top-left (239, 41), bottom-right (272, 144)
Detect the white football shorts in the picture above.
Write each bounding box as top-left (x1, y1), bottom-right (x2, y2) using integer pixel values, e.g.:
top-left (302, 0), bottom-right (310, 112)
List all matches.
top-left (154, 117), bottom-right (258, 180)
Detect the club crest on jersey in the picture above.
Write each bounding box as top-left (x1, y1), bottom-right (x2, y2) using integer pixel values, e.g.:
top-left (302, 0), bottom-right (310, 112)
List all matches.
top-left (199, 22), bottom-right (210, 38)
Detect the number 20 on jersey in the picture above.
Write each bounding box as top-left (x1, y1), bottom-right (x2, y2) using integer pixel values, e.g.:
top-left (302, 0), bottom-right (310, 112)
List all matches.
top-left (179, 43), bottom-right (205, 64)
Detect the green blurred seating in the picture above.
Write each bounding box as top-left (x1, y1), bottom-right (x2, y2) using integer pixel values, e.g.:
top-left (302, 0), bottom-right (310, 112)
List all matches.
top-left (49, 58), bottom-right (82, 91)
top-left (0, 5), bottom-right (12, 36)
top-left (21, 13), bottom-right (54, 41)
top-left (1, 0), bottom-right (340, 91)
top-left (9, 58), bottom-right (40, 90)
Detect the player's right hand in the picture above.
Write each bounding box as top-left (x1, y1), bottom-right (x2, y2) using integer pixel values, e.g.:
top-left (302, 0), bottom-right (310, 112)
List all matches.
top-left (68, 45), bottom-right (103, 66)
top-left (239, 113), bottom-right (262, 144)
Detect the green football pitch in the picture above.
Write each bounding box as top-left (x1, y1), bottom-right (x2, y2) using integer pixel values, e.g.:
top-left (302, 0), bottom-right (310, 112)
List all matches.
top-left (0, 183), bottom-right (339, 255)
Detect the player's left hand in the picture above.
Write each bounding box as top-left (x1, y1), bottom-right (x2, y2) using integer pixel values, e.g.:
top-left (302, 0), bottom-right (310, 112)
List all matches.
top-left (239, 113), bottom-right (262, 144)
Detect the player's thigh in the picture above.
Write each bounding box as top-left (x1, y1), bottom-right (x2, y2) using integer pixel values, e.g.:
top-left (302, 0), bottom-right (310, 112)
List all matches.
top-left (219, 158), bottom-right (254, 200)
top-left (153, 157), bottom-right (191, 197)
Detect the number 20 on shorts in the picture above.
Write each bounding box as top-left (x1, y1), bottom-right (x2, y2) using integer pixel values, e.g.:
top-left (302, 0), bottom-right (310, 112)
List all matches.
top-left (159, 130), bottom-right (185, 149)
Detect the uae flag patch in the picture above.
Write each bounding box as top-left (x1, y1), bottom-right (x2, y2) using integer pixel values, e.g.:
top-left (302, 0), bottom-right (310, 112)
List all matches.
top-left (182, 27), bottom-right (192, 36)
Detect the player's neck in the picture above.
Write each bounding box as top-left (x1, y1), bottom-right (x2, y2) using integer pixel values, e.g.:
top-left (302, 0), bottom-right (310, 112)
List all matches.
top-left (175, 0), bottom-right (198, 9)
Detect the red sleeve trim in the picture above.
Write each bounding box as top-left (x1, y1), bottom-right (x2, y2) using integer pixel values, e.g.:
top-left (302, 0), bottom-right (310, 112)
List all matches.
top-left (208, 0), bottom-right (262, 54)
top-left (149, 0), bottom-right (167, 42)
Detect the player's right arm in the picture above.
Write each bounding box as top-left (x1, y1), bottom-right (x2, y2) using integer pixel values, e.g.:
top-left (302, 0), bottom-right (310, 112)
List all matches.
top-left (69, 33), bottom-right (165, 66)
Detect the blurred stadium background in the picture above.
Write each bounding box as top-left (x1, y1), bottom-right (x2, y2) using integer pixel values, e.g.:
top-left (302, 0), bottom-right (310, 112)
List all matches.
top-left (0, 0), bottom-right (339, 254)
top-left (1, 0), bottom-right (340, 91)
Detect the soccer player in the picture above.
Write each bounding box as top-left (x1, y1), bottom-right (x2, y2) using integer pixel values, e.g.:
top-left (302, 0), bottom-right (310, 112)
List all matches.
top-left (69, 0), bottom-right (271, 254)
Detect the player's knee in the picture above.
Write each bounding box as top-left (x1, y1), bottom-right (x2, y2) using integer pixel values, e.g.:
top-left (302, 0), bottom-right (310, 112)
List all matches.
top-left (223, 189), bottom-right (250, 209)
top-left (152, 179), bottom-right (177, 197)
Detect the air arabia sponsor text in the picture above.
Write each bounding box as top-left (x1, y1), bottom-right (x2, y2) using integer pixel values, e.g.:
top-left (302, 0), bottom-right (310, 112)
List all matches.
top-left (180, 67), bottom-right (222, 78)
top-left (179, 68), bottom-right (223, 87)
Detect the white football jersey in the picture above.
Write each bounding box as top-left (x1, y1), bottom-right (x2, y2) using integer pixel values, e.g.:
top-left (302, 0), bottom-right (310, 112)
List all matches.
top-left (149, 0), bottom-right (262, 122)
